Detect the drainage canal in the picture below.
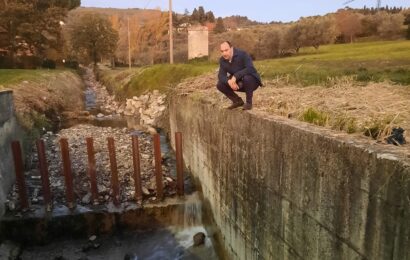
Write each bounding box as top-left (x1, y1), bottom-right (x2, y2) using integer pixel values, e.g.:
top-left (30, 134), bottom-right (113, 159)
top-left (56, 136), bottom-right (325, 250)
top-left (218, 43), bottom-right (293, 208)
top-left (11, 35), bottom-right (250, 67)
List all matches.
top-left (0, 70), bottom-right (223, 259)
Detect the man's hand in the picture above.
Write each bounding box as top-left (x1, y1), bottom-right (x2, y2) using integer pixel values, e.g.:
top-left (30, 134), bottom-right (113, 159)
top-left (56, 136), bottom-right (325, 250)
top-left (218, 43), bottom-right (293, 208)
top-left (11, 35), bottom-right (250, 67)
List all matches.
top-left (228, 76), bottom-right (239, 90)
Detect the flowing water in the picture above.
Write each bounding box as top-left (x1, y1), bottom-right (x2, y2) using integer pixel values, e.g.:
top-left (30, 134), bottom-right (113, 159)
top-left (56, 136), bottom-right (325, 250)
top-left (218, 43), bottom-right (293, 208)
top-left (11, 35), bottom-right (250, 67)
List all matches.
top-left (20, 193), bottom-right (219, 260)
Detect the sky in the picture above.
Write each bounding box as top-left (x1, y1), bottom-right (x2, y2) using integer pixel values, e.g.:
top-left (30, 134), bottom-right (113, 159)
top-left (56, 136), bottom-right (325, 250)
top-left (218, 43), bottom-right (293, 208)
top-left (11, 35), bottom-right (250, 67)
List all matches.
top-left (80, 0), bottom-right (410, 23)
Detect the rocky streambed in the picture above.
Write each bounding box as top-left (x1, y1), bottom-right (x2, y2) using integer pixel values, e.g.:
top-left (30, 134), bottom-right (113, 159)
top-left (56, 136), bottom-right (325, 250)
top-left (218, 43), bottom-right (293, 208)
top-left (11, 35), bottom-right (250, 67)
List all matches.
top-left (7, 124), bottom-right (178, 212)
top-left (6, 64), bottom-right (179, 213)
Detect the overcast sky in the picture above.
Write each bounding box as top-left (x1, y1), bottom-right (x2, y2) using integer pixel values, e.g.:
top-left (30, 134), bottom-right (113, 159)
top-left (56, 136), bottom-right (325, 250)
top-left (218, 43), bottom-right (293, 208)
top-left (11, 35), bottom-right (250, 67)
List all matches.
top-left (81, 0), bottom-right (410, 23)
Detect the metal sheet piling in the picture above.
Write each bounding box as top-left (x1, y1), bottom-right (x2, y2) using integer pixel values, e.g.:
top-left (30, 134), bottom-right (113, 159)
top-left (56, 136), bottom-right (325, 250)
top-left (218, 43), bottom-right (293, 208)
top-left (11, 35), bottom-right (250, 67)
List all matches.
top-left (60, 138), bottom-right (75, 209)
top-left (107, 137), bottom-right (120, 206)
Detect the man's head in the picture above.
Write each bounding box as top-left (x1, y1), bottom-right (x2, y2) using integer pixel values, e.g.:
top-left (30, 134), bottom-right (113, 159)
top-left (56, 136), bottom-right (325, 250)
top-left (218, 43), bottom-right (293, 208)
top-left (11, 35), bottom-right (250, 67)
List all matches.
top-left (220, 41), bottom-right (233, 61)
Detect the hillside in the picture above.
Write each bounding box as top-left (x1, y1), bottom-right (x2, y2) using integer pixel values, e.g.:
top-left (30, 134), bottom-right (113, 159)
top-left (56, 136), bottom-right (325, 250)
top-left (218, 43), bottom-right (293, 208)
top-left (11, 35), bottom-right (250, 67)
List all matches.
top-left (67, 7), bottom-right (163, 25)
top-left (98, 40), bottom-right (410, 143)
top-left (99, 40), bottom-right (410, 97)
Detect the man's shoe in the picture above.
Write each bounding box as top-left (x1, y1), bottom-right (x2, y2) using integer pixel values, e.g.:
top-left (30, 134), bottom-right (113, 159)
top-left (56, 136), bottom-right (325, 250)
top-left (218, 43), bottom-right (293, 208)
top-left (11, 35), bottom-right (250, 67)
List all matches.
top-left (242, 103), bottom-right (252, 110)
top-left (227, 100), bottom-right (244, 109)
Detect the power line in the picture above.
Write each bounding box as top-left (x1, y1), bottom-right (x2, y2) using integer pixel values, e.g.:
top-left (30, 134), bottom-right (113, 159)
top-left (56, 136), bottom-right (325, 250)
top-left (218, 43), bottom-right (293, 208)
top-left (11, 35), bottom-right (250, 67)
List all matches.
top-left (144, 0), bottom-right (153, 9)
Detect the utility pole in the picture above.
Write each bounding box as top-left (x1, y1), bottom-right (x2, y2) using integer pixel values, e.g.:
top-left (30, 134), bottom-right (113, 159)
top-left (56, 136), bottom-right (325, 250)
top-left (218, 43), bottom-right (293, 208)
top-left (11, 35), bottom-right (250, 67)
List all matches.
top-left (169, 0), bottom-right (174, 64)
top-left (128, 17), bottom-right (131, 69)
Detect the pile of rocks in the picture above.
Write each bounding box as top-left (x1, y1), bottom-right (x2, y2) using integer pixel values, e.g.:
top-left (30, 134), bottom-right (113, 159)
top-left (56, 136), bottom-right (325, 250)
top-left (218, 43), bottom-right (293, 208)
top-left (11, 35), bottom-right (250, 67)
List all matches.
top-left (6, 125), bottom-right (176, 211)
top-left (124, 90), bottom-right (167, 126)
top-left (82, 66), bottom-right (167, 127)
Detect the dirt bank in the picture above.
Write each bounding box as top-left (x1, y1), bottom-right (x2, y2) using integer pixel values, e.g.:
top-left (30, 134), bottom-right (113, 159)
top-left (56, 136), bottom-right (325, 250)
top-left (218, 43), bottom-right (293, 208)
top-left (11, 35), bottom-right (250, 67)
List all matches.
top-left (7, 70), bottom-right (85, 134)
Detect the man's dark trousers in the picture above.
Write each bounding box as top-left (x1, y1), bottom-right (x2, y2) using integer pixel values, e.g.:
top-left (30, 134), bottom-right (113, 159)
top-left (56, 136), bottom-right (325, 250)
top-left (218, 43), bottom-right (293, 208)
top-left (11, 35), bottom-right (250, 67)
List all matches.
top-left (217, 75), bottom-right (259, 105)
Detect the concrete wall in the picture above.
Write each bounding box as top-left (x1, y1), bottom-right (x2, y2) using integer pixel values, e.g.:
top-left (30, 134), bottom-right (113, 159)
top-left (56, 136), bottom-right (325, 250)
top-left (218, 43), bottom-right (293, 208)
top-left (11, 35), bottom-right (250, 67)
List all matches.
top-left (188, 26), bottom-right (209, 60)
top-left (169, 96), bottom-right (410, 260)
top-left (0, 90), bottom-right (20, 217)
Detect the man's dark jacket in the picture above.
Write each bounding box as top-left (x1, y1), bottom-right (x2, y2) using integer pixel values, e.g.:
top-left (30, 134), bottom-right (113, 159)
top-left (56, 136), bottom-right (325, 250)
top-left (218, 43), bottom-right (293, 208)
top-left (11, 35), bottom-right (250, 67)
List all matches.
top-left (218, 47), bottom-right (262, 86)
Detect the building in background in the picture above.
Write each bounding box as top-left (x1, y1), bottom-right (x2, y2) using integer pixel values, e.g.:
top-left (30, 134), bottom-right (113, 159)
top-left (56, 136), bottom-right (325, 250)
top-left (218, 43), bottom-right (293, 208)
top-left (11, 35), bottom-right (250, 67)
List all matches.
top-left (188, 26), bottom-right (208, 60)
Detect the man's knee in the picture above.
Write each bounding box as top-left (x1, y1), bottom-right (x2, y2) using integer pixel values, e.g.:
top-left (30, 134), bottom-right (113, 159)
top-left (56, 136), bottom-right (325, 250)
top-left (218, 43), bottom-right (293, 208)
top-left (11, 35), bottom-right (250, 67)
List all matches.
top-left (217, 81), bottom-right (228, 91)
top-left (242, 75), bottom-right (259, 90)
top-left (242, 75), bottom-right (255, 84)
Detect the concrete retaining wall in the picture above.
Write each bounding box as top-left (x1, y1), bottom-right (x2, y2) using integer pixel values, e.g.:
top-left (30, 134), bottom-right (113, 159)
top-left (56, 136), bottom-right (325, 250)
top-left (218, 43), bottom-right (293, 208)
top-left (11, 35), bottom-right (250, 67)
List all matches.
top-left (169, 96), bottom-right (410, 260)
top-left (0, 90), bottom-right (20, 218)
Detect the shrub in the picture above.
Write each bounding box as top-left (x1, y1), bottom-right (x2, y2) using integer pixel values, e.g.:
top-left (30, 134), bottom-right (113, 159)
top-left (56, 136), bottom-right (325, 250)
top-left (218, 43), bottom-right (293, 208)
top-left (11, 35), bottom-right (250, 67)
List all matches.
top-left (300, 107), bottom-right (329, 126)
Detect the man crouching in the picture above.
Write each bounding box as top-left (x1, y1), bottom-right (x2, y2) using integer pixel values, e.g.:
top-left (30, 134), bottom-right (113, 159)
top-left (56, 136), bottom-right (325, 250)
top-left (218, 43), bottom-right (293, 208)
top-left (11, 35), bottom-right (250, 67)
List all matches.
top-left (217, 41), bottom-right (262, 110)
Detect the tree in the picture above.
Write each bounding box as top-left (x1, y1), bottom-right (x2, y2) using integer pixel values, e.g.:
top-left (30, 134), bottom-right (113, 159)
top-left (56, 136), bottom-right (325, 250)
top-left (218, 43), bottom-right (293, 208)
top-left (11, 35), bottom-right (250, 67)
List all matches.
top-left (0, 0), bottom-right (80, 67)
top-left (407, 24), bottom-right (410, 40)
top-left (191, 8), bottom-right (199, 22)
top-left (404, 12), bottom-right (410, 40)
top-left (69, 14), bottom-right (119, 65)
top-left (214, 17), bottom-right (226, 34)
top-left (198, 6), bottom-right (206, 24)
top-left (377, 12), bottom-right (405, 39)
top-left (336, 10), bottom-right (363, 43)
top-left (257, 29), bottom-right (282, 59)
top-left (206, 11), bottom-right (215, 23)
top-left (283, 23), bottom-right (303, 53)
top-left (404, 12), bottom-right (410, 25)
top-left (282, 16), bottom-right (338, 53)
top-left (137, 13), bottom-right (168, 64)
top-left (184, 8), bottom-right (190, 16)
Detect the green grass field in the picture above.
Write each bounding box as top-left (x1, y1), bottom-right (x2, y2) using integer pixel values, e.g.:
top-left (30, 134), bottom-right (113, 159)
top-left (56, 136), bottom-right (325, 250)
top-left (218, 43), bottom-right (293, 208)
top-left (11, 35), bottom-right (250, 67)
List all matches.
top-left (99, 62), bottom-right (215, 99)
top-left (2, 40), bottom-right (408, 95)
top-left (256, 40), bottom-right (410, 85)
top-left (0, 69), bottom-right (67, 89)
top-left (100, 40), bottom-right (409, 99)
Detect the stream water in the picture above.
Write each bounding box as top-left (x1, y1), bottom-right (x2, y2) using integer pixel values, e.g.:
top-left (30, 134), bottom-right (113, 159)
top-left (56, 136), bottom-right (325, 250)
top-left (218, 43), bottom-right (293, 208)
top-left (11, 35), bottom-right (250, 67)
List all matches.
top-left (21, 193), bottom-right (219, 260)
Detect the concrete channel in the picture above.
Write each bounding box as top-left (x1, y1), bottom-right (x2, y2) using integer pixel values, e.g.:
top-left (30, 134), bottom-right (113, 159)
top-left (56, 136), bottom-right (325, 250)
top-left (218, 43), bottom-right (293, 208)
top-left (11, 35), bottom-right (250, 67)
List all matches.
top-left (0, 80), bottom-right (224, 259)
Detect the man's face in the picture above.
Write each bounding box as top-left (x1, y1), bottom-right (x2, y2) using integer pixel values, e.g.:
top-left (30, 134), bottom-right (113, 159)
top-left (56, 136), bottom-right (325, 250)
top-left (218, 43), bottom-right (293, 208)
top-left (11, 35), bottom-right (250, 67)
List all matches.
top-left (220, 42), bottom-right (232, 60)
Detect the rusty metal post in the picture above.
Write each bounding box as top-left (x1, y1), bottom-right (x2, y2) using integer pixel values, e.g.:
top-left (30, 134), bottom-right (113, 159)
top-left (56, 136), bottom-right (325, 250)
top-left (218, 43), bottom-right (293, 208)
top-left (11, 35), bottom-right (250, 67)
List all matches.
top-left (131, 135), bottom-right (142, 203)
top-left (107, 137), bottom-right (120, 206)
top-left (175, 132), bottom-right (184, 196)
top-left (11, 141), bottom-right (29, 210)
top-left (86, 137), bottom-right (98, 203)
top-left (153, 134), bottom-right (163, 200)
top-left (36, 139), bottom-right (52, 211)
top-left (60, 138), bottom-right (75, 209)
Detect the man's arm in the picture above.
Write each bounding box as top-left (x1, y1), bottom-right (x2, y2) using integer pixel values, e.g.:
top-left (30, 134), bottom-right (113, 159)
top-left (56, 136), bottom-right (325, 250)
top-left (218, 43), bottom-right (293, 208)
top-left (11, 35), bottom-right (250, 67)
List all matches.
top-left (233, 51), bottom-right (257, 81)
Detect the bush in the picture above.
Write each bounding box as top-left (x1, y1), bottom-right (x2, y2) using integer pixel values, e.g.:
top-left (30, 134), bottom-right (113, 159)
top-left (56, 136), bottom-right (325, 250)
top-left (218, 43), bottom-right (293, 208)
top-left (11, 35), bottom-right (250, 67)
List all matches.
top-left (0, 56), bottom-right (14, 69)
top-left (41, 59), bottom-right (56, 69)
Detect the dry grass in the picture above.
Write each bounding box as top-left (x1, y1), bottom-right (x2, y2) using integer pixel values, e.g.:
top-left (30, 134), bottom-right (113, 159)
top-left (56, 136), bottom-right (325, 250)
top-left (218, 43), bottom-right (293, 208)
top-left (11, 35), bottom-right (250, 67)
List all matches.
top-left (175, 73), bottom-right (410, 148)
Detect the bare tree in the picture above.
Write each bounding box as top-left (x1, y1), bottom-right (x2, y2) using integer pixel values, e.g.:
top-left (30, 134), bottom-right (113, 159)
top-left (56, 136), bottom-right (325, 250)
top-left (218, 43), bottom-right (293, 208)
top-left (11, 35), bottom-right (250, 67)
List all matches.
top-left (336, 10), bottom-right (363, 43)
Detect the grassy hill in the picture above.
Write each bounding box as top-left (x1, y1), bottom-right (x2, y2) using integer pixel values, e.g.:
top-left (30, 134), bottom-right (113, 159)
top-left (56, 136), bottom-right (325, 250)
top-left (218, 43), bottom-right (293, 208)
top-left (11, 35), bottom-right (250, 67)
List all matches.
top-left (99, 40), bottom-right (410, 100)
top-left (99, 62), bottom-right (215, 99)
top-left (0, 69), bottom-right (66, 88)
top-left (257, 40), bottom-right (410, 86)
